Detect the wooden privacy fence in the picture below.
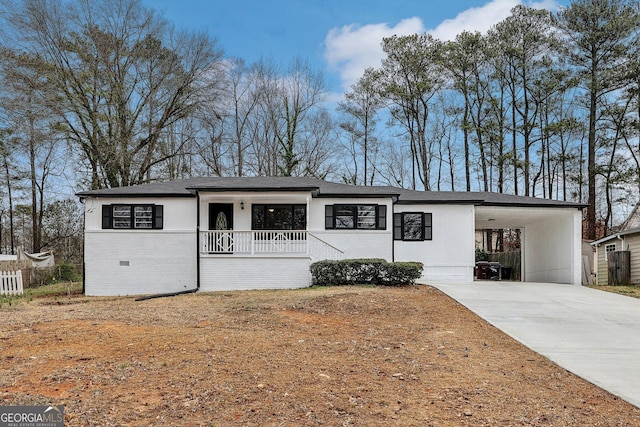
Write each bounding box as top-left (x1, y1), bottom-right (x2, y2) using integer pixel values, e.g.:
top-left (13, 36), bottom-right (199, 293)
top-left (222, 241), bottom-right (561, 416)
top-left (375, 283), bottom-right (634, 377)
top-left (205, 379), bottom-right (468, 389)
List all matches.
top-left (0, 260), bottom-right (30, 271)
top-left (488, 251), bottom-right (521, 281)
top-left (0, 270), bottom-right (24, 295)
top-left (608, 250), bottom-right (631, 285)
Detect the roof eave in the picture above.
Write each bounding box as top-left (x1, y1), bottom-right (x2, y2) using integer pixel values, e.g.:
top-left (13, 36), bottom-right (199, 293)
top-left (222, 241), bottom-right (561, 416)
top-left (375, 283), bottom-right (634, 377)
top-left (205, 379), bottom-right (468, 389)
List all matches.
top-left (592, 227), bottom-right (640, 245)
top-left (186, 186), bottom-right (319, 193)
top-left (315, 193), bottom-right (401, 199)
top-left (480, 202), bottom-right (586, 209)
top-left (76, 192), bottom-right (195, 198)
top-left (396, 199), bottom-right (482, 205)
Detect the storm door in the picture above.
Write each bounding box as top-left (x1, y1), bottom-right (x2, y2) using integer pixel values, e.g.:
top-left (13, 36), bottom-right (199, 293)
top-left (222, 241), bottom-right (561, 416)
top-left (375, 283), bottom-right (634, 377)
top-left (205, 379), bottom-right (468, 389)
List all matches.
top-left (208, 203), bottom-right (234, 253)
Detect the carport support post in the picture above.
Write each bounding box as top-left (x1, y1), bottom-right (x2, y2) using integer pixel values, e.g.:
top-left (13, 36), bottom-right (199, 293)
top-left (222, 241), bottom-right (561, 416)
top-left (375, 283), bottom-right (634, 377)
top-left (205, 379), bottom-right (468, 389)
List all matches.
top-left (571, 209), bottom-right (583, 285)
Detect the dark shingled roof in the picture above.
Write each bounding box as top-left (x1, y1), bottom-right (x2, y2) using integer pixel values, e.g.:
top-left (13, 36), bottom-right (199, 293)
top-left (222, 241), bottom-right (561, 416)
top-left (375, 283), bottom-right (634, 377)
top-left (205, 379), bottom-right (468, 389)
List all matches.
top-left (76, 176), bottom-right (585, 208)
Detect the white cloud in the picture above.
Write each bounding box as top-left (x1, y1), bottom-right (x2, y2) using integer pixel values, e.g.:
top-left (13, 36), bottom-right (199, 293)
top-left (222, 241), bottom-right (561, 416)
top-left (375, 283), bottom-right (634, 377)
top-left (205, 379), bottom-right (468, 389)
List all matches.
top-left (429, 0), bottom-right (520, 41)
top-left (431, 0), bottom-right (561, 41)
top-left (324, 17), bottom-right (424, 92)
top-left (324, 0), bottom-right (562, 93)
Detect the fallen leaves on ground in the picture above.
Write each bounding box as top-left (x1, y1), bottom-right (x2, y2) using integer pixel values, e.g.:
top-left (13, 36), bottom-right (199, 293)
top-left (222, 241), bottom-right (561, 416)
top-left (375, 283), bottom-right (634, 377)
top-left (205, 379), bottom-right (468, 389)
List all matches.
top-left (1, 285), bottom-right (638, 426)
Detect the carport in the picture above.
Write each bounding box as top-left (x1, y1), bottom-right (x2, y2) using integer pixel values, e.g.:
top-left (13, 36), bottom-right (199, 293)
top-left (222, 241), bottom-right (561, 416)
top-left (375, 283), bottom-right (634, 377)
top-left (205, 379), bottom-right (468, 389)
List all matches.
top-left (474, 200), bottom-right (584, 285)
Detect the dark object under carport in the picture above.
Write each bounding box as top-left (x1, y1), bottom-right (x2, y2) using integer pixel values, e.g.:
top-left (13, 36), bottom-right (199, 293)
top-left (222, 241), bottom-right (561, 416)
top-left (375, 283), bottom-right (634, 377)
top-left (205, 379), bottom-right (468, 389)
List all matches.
top-left (500, 266), bottom-right (513, 280)
top-left (476, 261), bottom-right (501, 280)
top-left (489, 262), bottom-right (501, 280)
top-left (476, 261), bottom-right (490, 279)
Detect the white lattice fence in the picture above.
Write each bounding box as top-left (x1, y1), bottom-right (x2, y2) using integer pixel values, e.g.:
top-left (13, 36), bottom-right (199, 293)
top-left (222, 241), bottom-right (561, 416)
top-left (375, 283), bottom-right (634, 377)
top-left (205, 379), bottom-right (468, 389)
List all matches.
top-left (0, 270), bottom-right (24, 295)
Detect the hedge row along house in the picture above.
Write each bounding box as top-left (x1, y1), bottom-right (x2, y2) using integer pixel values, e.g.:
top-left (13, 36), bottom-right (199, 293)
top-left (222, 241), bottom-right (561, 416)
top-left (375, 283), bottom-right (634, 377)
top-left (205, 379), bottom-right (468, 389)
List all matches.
top-left (77, 177), bottom-right (585, 296)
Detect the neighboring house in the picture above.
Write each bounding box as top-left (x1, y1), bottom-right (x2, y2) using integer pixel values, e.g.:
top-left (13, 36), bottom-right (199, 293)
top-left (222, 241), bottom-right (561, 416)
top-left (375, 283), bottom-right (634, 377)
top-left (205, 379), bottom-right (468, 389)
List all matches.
top-left (77, 177), bottom-right (585, 296)
top-left (592, 227), bottom-right (640, 285)
top-left (620, 202), bottom-right (640, 230)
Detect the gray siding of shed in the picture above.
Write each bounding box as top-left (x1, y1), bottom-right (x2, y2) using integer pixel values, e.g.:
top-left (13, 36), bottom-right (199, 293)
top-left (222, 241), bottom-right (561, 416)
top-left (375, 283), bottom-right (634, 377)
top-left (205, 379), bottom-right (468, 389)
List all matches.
top-left (627, 235), bottom-right (640, 285)
top-left (596, 235), bottom-right (640, 285)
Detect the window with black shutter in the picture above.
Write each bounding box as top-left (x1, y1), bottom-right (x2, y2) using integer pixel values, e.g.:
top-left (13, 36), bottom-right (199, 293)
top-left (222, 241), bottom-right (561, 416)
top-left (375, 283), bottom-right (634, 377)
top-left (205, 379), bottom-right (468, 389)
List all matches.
top-left (101, 204), bottom-right (164, 230)
top-left (324, 204), bottom-right (387, 230)
top-left (393, 212), bottom-right (432, 241)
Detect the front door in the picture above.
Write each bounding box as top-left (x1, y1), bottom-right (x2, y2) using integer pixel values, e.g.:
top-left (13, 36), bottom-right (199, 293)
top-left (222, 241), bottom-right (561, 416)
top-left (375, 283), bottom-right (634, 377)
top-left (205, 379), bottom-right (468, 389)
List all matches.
top-left (209, 203), bottom-right (234, 252)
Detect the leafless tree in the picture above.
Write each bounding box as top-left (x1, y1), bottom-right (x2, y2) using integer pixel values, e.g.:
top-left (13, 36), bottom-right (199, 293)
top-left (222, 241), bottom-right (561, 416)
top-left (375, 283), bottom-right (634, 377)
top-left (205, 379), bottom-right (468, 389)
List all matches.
top-left (1, 0), bottom-right (225, 189)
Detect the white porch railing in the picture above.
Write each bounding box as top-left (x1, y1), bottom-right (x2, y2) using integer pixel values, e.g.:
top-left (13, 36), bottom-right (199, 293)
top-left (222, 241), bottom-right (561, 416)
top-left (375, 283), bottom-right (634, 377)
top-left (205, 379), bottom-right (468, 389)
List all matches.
top-left (200, 230), bottom-right (343, 260)
top-left (308, 233), bottom-right (344, 261)
top-left (0, 270), bottom-right (24, 295)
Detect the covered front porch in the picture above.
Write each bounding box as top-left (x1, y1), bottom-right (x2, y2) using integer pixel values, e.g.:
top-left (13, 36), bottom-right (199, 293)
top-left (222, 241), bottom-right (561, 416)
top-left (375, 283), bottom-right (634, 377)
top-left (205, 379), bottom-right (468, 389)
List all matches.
top-left (195, 190), bottom-right (343, 291)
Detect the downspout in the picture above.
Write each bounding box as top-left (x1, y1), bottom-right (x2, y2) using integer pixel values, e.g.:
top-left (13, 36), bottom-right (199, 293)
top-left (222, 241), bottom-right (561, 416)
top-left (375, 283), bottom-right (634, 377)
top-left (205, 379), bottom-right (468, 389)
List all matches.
top-left (196, 190), bottom-right (201, 291)
top-left (306, 194), bottom-right (310, 257)
top-left (391, 196), bottom-right (398, 262)
top-left (80, 196), bottom-right (86, 295)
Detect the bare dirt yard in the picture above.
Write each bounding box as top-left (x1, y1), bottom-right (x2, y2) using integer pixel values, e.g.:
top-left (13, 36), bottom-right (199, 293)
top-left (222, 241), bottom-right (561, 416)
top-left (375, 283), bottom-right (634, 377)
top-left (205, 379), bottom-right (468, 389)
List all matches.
top-left (1, 285), bottom-right (639, 426)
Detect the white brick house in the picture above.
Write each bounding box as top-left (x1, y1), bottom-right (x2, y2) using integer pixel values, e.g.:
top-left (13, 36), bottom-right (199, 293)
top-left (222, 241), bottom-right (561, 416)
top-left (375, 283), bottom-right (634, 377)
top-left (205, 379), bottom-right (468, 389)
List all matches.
top-left (77, 177), bottom-right (585, 296)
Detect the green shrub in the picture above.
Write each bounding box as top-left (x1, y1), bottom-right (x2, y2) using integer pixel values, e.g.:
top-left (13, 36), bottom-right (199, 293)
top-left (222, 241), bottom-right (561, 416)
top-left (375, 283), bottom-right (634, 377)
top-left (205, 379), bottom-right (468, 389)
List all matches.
top-left (475, 249), bottom-right (489, 262)
top-left (55, 262), bottom-right (82, 282)
top-left (28, 263), bottom-right (82, 288)
top-left (378, 262), bottom-right (424, 285)
top-left (310, 258), bottom-right (423, 286)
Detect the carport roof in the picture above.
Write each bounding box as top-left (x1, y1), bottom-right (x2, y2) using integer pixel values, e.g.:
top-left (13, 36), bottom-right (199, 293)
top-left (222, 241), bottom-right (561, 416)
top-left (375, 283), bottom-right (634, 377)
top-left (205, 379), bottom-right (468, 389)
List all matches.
top-left (393, 188), bottom-right (585, 208)
top-left (76, 176), bottom-right (586, 208)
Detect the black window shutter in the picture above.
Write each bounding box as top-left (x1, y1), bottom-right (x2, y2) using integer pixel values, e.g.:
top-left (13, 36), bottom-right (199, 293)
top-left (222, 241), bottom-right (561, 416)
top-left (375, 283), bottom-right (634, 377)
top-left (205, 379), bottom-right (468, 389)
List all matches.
top-left (102, 205), bottom-right (113, 229)
top-left (325, 205), bottom-right (334, 229)
top-left (423, 213), bottom-right (432, 240)
top-left (393, 213), bottom-right (402, 240)
top-left (154, 205), bottom-right (164, 229)
top-left (377, 205), bottom-right (387, 230)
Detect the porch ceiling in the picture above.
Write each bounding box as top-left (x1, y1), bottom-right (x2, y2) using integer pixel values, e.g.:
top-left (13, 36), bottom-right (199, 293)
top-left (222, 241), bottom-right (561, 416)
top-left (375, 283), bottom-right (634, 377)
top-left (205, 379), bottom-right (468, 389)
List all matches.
top-left (475, 205), bottom-right (566, 229)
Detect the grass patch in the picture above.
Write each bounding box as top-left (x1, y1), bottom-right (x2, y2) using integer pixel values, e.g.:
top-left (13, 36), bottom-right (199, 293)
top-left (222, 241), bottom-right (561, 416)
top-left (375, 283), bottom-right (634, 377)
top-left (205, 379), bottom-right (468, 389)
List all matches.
top-left (585, 284), bottom-right (640, 299)
top-left (27, 281), bottom-right (83, 298)
top-left (0, 282), bottom-right (83, 308)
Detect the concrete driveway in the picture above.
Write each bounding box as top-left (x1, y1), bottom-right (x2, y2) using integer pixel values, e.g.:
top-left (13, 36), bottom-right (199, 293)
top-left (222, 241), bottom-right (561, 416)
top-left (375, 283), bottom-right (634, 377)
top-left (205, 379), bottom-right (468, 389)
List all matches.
top-left (424, 281), bottom-right (640, 408)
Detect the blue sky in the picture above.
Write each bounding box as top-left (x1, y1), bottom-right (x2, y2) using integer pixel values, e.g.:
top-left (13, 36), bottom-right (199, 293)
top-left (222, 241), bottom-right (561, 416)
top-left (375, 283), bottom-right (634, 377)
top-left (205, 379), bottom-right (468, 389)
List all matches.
top-left (146, 0), bottom-right (569, 94)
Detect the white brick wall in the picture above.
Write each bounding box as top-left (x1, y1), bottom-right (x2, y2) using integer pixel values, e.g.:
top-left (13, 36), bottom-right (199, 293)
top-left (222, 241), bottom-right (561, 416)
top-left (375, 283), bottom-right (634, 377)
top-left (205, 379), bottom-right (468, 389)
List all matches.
top-left (308, 197), bottom-right (394, 260)
top-left (199, 256), bottom-right (311, 291)
top-left (394, 204), bottom-right (476, 282)
top-left (84, 230), bottom-right (197, 296)
top-left (84, 197), bottom-right (196, 231)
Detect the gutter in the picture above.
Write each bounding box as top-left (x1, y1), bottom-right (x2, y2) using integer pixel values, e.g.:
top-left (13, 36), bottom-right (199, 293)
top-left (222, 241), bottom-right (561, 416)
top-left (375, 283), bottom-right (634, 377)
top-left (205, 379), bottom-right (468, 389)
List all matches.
top-left (592, 227), bottom-right (640, 246)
